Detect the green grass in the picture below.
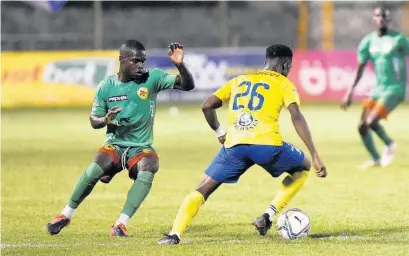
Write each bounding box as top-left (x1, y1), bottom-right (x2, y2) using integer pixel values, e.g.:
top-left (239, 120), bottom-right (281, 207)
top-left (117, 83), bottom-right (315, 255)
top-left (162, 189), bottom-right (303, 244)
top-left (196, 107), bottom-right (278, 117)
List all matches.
top-left (2, 104), bottom-right (409, 256)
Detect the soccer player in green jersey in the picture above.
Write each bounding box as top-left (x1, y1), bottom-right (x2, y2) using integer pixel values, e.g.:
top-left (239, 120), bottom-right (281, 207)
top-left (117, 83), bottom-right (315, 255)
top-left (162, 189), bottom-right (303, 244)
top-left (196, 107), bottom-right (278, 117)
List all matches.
top-left (341, 6), bottom-right (409, 169)
top-left (46, 40), bottom-right (195, 237)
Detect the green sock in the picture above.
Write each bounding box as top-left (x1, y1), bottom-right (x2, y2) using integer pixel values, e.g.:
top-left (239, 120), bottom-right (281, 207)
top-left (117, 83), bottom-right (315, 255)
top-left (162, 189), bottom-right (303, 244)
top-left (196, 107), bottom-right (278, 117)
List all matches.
top-left (371, 124), bottom-right (393, 146)
top-left (121, 171), bottom-right (154, 218)
top-left (67, 163), bottom-right (104, 208)
top-left (360, 132), bottom-right (380, 161)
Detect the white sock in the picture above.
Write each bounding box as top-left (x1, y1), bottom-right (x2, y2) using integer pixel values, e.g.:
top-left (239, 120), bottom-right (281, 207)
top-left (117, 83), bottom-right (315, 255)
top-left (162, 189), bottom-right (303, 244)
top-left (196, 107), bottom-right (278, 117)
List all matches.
top-left (168, 231), bottom-right (181, 239)
top-left (61, 205), bottom-right (76, 219)
top-left (115, 213), bottom-right (130, 227)
top-left (264, 205), bottom-right (277, 222)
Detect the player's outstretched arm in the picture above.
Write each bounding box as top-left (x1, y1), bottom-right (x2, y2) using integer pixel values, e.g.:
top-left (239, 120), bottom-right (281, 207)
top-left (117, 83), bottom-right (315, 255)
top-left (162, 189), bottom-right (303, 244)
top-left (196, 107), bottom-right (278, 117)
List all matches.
top-left (288, 103), bottom-right (327, 178)
top-left (168, 42), bottom-right (195, 91)
top-left (341, 35), bottom-right (371, 110)
top-left (341, 63), bottom-right (366, 110)
top-left (201, 95), bottom-right (226, 144)
top-left (89, 106), bottom-right (122, 129)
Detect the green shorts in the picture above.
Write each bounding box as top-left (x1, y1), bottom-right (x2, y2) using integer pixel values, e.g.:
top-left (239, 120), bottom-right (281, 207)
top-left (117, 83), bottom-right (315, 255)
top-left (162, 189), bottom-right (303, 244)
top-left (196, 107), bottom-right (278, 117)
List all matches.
top-left (98, 143), bottom-right (158, 171)
top-left (363, 89), bottom-right (405, 119)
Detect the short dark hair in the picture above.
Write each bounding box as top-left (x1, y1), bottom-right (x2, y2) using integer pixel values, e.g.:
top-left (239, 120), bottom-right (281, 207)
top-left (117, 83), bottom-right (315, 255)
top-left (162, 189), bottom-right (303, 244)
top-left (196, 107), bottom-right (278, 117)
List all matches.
top-left (266, 44), bottom-right (293, 59)
top-left (374, 5), bottom-right (391, 16)
top-left (123, 40), bottom-right (145, 51)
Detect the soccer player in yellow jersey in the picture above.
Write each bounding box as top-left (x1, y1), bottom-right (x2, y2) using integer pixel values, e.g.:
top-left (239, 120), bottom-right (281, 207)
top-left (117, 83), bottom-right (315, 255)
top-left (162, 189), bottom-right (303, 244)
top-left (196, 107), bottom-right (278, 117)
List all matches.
top-left (158, 44), bottom-right (327, 245)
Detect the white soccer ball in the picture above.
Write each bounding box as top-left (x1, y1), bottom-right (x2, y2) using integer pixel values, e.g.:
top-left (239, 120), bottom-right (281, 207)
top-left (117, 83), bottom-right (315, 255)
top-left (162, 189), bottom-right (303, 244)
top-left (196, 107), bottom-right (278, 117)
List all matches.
top-left (168, 106), bottom-right (180, 116)
top-left (277, 208), bottom-right (311, 240)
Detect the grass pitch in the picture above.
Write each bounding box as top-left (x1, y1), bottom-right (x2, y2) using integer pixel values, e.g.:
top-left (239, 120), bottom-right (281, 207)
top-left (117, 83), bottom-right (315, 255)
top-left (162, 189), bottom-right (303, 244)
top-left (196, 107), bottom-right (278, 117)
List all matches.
top-left (2, 104), bottom-right (409, 256)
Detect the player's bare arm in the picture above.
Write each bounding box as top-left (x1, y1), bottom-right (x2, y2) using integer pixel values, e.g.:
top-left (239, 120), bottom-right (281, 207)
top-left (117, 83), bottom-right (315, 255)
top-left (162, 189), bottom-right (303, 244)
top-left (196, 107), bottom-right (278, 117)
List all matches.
top-left (89, 106), bottom-right (122, 129)
top-left (287, 103), bottom-right (327, 177)
top-left (341, 63), bottom-right (366, 110)
top-left (201, 95), bottom-right (226, 144)
top-left (168, 42), bottom-right (195, 91)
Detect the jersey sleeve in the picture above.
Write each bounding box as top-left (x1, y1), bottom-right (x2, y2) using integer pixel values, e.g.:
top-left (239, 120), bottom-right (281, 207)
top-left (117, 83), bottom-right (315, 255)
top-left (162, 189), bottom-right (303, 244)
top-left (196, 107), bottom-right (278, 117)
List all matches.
top-left (403, 36), bottom-right (409, 56)
top-left (90, 80), bottom-right (107, 117)
top-left (357, 35), bottom-right (370, 64)
top-left (154, 68), bottom-right (177, 93)
top-left (213, 79), bottom-right (232, 102)
top-left (282, 80), bottom-right (301, 108)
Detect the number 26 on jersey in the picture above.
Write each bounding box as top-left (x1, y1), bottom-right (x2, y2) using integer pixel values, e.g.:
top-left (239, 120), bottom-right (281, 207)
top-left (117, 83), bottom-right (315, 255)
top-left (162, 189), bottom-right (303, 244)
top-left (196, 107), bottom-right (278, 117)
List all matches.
top-left (232, 81), bottom-right (270, 111)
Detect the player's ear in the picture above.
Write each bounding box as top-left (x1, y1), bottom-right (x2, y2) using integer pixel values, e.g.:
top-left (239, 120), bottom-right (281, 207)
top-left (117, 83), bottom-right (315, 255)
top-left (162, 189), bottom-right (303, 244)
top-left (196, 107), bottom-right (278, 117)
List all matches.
top-left (119, 56), bottom-right (124, 64)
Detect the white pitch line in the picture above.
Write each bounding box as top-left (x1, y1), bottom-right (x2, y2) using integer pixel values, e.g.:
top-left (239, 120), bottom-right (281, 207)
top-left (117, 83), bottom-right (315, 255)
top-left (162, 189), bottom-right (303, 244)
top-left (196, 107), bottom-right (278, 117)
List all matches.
top-left (1, 234), bottom-right (401, 249)
top-left (1, 194), bottom-right (126, 202)
top-left (1, 242), bottom-right (132, 249)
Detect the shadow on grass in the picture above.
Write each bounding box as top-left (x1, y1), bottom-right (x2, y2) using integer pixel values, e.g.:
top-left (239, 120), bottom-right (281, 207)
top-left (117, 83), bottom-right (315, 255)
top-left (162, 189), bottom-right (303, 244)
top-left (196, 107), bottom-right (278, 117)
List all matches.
top-left (188, 222), bottom-right (250, 234)
top-left (310, 226), bottom-right (409, 239)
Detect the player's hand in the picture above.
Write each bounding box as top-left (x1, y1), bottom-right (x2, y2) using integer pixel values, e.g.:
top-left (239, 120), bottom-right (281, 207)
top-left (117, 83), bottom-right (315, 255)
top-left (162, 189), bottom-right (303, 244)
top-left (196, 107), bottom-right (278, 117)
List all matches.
top-left (312, 154), bottom-right (327, 178)
top-left (217, 134), bottom-right (226, 145)
top-left (105, 106), bottom-right (123, 124)
top-left (168, 42), bottom-right (184, 65)
top-left (340, 93), bottom-right (352, 110)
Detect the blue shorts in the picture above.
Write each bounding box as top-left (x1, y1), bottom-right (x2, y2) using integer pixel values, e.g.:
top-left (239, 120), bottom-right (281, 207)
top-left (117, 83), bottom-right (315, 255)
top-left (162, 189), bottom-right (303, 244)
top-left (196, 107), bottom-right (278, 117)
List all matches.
top-left (205, 142), bottom-right (306, 184)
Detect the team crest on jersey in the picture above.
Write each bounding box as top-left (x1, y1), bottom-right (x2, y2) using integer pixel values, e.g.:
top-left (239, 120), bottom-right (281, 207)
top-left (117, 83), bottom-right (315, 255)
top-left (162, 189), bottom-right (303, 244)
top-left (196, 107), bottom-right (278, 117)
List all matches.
top-left (233, 112), bottom-right (259, 131)
top-left (103, 144), bottom-right (116, 151)
top-left (137, 87), bottom-right (149, 99)
top-left (142, 148), bottom-right (152, 154)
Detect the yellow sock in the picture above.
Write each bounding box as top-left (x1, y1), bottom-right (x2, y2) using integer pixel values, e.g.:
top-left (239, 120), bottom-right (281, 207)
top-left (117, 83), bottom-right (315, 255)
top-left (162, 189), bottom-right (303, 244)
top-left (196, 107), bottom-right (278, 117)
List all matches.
top-left (267, 171), bottom-right (309, 216)
top-left (170, 191), bottom-right (205, 236)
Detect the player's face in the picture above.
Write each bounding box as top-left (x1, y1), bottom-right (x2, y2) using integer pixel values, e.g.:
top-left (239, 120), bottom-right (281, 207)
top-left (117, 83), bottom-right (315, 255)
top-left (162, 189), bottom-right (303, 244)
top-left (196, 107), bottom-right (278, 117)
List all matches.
top-left (373, 8), bottom-right (390, 30)
top-left (121, 49), bottom-right (146, 78)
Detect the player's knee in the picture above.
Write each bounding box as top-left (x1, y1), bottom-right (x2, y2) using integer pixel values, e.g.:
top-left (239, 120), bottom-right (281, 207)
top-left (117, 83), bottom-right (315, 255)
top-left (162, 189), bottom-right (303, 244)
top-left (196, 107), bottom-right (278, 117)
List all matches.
top-left (196, 187), bottom-right (213, 200)
top-left (129, 157), bottom-right (159, 180)
top-left (129, 165), bottom-right (139, 180)
top-left (196, 175), bottom-right (221, 200)
top-left (99, 174), bottom-right (115, 184)
top-left (195, 189), bottom-right (209, 200)
top-left (369, 121), bottom-right (380, 131)
top-left (138, 160), bottom-right (159, 174)
top-left (94, 153), bottom-right (116, 173)
top-left (301, 156), bottom-right (311, 171)
top-left (358, 123), bottom-right (369, 136)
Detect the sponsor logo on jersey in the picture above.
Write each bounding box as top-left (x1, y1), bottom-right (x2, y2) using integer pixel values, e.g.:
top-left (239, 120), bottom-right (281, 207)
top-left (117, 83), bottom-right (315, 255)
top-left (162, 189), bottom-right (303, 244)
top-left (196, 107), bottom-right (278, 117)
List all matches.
top-left (138, 87), bottom-right (149, 99)
top-left (108, 95), bottom-right (128, 102)
top-left (369, 41), bottom-right (393, 54)
top-left (233, 111), bottom-right (258, 131)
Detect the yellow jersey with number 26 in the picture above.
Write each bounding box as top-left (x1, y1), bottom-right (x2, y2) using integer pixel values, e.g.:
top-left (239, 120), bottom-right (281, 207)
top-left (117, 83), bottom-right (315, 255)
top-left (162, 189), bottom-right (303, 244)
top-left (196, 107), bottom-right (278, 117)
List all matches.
top-left (213, 70), bottom-right (300, 148)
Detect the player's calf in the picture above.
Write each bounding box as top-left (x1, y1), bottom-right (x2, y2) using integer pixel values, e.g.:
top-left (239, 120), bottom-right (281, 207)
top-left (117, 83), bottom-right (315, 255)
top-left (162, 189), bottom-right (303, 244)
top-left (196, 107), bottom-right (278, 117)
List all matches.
top-left (110, 155), bottom-right (158, 237)
top-left (358, 122), bottom-right (381, 167)
top-left (358, 122), bottom-right (370, 136)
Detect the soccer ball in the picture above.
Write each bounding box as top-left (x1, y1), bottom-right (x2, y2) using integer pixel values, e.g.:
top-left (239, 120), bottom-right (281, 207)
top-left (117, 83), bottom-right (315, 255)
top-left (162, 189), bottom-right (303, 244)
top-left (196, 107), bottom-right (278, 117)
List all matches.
top-left (277, 208), bottom-right (311, 240)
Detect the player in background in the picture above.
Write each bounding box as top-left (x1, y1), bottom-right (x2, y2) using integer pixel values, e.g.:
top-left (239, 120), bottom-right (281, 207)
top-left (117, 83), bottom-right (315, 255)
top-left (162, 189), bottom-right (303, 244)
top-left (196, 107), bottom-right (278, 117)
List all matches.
top-left (158, 44), bottom-right (327, 245)
top-left (46, 40), bottom-right (195, 237)
top-left (341, 6), bottom-right (409, 169)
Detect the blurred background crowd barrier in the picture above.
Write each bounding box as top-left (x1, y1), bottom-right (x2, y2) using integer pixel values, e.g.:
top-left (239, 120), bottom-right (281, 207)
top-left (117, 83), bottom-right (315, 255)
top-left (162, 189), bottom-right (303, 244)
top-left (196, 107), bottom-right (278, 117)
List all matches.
top-left (1, 1), bottom-right (409, 108)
